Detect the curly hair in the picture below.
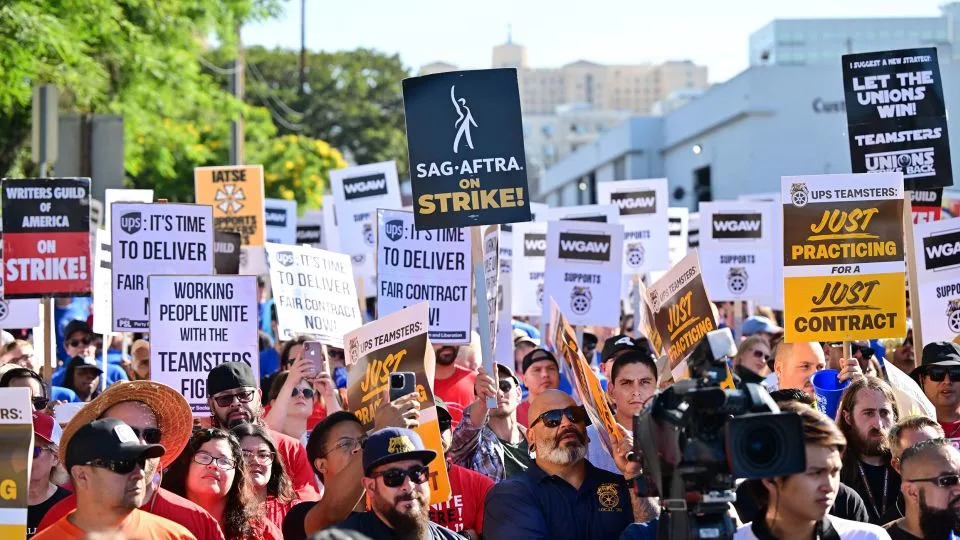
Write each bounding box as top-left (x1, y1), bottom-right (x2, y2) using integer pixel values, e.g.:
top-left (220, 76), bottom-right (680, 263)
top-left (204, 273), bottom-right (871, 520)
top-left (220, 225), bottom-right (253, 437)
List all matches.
top-left (161, 428), bottom-right (257, 539)
top-left (231, 423), bottom-right (295, 504)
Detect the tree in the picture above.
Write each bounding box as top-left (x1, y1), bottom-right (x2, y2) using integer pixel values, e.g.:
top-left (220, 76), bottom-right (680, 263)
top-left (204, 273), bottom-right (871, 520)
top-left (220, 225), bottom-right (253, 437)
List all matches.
top-left (252, 133), bottom-right (347, 210)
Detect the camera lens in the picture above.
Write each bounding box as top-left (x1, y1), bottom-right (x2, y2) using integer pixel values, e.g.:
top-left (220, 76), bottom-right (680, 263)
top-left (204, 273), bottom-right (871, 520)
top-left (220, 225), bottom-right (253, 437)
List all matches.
top-left (727, 412), bottom-right (805, 479)
top-left (739, 427), bottom-right (780, 468)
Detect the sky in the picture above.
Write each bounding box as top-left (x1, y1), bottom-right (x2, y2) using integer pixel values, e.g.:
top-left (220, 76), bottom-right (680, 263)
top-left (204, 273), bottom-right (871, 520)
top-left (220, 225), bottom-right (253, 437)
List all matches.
top-left (243, 0), bottom-right (948, 84)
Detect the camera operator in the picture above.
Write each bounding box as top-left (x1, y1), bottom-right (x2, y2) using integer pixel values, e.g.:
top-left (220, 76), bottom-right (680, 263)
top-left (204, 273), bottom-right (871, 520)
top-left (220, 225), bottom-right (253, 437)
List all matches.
top-left (884, 438), bottom-right (960, 540)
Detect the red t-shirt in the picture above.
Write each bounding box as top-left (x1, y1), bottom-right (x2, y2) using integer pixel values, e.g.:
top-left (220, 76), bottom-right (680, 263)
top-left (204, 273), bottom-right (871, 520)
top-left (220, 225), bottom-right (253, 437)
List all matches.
top-left (37, 488), bottom-right (224, 540)
top-left (269, 428), bottom-right (321, 501)
top-left (516, 400), bottom-right (531, 428)
top-left (259, 517), bottom-right (283, 540)
top-left (940, 419), bottom-right (960, 440)
top-left (263, 495), bottom-right (296, 532)
top-left (434, 366), bottom-right (477, 427)
top-left (429, 462), bottom-right (494, 534)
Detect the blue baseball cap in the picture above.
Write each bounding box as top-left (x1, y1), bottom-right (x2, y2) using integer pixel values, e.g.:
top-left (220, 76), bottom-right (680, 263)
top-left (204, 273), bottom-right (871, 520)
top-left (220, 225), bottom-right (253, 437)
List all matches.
top-left (741, 316), bottom-right (783, 337)
top-left (362, 427), bottom-right (437, 476)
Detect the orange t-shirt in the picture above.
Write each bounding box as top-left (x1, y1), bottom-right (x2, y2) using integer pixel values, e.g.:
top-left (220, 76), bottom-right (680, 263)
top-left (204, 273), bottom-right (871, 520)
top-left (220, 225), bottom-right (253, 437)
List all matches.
top-left (33, 508), bottom-right (196, 540)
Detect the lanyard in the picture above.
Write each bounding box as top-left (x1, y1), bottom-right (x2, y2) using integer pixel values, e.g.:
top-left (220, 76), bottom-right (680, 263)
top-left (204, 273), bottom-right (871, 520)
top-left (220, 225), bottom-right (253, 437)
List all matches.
top-left (857, 461), bottom-right (888, 518)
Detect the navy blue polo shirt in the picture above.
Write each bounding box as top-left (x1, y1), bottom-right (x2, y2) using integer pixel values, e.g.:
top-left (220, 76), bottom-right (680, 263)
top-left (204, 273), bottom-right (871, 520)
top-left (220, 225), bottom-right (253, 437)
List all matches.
top-left (483, 459), bottom-right (633, 540)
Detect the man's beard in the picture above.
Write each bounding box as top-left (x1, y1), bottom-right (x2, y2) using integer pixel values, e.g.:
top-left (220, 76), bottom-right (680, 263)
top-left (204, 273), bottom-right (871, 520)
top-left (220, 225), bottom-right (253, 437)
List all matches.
top-left (848, 424), bottom-right (890, 459)
top-left (919, 489), bottom-right (960, 540)
top-left (436, 348), bottom-right (457, 366)
top-left (216, 405), bottom-right (260, 428)
top-left (373, 489), bottom-right (429, 540)
top-left (539, 427), bottom-right (587, 466)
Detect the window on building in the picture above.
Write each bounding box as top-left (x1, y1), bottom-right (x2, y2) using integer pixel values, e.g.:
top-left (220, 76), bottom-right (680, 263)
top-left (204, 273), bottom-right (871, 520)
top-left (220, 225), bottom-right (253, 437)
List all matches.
top-left (694, 166), bottom-right (712, 203)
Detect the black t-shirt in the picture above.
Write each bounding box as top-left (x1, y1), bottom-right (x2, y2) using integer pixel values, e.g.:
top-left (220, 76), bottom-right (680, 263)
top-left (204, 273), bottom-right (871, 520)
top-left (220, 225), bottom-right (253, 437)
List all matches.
top-left (333, 511), bottom-right (464, 539)
top-left (884, 522), bottom-right (922, 540)
top-left (734, 480), bottom-right (869, 523)
top-left (498, 437), bottom-right (530, 478)
top-left (282, 500), bottom-right (314, 540)
top-left (858, 461), bottom-right (901, 524)
top-left (27, 486), bottom-right (71, 538)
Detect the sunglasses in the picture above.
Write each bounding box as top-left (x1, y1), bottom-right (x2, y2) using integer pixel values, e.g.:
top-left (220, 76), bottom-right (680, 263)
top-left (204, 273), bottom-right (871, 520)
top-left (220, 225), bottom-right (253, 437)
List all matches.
top-left (530, 405), bottom-right (588, 429)
top-left (129, 426), bottom-right (163, 445)
top-left (370, 465), bottom-right (430, 488)
top-left (193, 451), bottom-right (237, 470)
top-left (292, 387), bottom-right (315, 399)
top-left (751, 350), bottom-right (771, 362)
top-left (66, 336), bottom-right (92, 348)
top-left (906, 474), bottom-right (960, 488)
top-left (498, 379), bottom-right (515, 393)
top-left (33, 446), bottom-right (54, 458)
top-left (86, 457), bottom-right (146, 475)
top-left (212, 389), bottom-right (256, 407)
top-left (926, 366), bottom-right (960, 383)
top-left (32, 397), bottom-right (49, 411)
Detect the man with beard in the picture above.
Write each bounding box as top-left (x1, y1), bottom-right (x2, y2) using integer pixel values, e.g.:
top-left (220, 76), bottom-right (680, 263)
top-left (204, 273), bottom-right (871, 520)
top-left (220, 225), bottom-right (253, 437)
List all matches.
top-left (449, 363), bottom-right (530, 482)
top-left (33, 418), bottom-right (193, 539)
top-left (483, 389), bottom-right (648, 540)
top-left (206, 361), bottom-right (320, 500)
top-left (433, 344), bottom-right (476, 427)
top-left (836, 376), bottom-right (902, 524)
top-left (911, 342), bottom-right (960, 437)
top-left (885, 438), bottom-right (960, 539)
top-left (331, 427), bottom-right (461, 539)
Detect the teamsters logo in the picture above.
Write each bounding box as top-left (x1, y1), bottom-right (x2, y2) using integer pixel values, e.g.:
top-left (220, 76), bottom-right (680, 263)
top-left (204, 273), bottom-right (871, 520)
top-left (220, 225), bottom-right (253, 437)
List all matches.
top-left (348, 336), bottom-right (360, 361)
top-left (947, 299), bottom-right (960, 334)
top-left (536, 283), bottom-right (544, 308)
top-left (363, 223), bottom-right (375, 247)
top-left (626, 242), bottom-right (645, 268)
top-left (558, 232), bottom-right (611, 262)
top-left (790, 183), bottom-right (810, 208)
top-left (727, 267), bottom-right (748, 295)
top-left (570, 286), bottom-right (592, 315)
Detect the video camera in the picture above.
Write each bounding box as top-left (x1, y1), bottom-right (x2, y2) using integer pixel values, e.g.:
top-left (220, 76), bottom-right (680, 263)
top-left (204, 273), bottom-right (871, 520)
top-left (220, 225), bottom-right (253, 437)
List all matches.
top-left (633, 328), bottom-right (806, 540)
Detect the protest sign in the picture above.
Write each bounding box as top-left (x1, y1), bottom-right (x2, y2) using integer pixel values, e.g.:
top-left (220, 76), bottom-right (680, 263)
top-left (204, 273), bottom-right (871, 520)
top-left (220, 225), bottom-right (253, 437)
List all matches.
top-left (296, 210), bottom-right (325, 249)
top-left (0, 240), bottom-right (41, 329)
top-left (550, 298), bottom-right (623, 457)
top-left (403, 68), bottom-right (530, 230)
top-left (473, 225), bottom-right (500, 397)
top-left (376, 209), bottom-right (472, 344)
top-left (647, 251), bottom-right (717, 379)
top-left (737, 192), bottom-right (785, 309)
top-left (2, 178), bottom-right (91, 298)
top-left (842, 47), bottom-right (952, 190)
top-left (214, 231), bottom-right (241, 275)
top-left (698, 200), bottom-right (777, 304)
top-left (344, 302), bottom-right (451, 504)
top-left (111, 203), bottom-right (214, 331)
top-left (149, 275), bottom-right (258, 415)
top-left (91, 230), bottom-right (113, 334)
top-left (598, 179), bottom-right (670, 274)
top-left (510, 221), bottom-right (547, 317)
top-left (322, 196), bottom-right (340, 252)
top-left (0, 388), bottom-right (32, 539)
top-left (495, 225), bottom-right (514, 368)
top-left (544, 204), bottom-right (619, 224)
top-left (90, 199), bottom-right (103, 230)
top-left (194, 165), bottom-right (266, 274)
top-left (667, 207), bottom-right (689, 266)
top-left (266, 243), bottom-right (362, 347)
top-left (105, 188), bottom-right (153, 229)
top-left (781, 173), bottom-right (906, 343)
top-left (264, 198), bottom-right (297, 245)
top-left (914, 216), bottom-right (960, 344)
top-left (912, 188), bottom-right (943, 224)
top-left (687, 212), bottom-right (700, 250)
top-left (544, 219), bottom-right (623, 327)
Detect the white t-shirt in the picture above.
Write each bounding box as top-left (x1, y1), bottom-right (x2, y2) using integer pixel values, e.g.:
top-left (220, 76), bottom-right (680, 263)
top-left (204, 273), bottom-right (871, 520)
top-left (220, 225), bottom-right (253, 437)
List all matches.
top-left (734, 516), bottom-right (891, 539)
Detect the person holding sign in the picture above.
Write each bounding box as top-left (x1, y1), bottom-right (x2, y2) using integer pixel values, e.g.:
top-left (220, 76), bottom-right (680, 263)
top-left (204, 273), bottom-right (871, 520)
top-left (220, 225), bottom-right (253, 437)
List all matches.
top-left (911, 343), bottom-right (960, 437)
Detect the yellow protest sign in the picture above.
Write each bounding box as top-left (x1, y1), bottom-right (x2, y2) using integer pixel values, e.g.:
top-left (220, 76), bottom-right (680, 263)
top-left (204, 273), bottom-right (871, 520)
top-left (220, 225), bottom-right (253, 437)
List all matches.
top-left (781, 173), bottom-right (906, 342)
top-left (344, 302), bottom-right (451, 504)
top-left (0, 388), bottom-right (33, 539)
top-left (195, 165), bottom-right (266, 273)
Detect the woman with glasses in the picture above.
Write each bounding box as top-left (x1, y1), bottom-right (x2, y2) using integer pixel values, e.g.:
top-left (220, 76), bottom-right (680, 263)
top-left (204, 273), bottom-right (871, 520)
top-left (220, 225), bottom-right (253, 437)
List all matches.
top-left (732, 335), bottom-right (772, 384)
top-left (27, 411), bottom-right (70, 539)
top-left (232, 424), bottom-right (296, 532)
top-left (264, 350), bottom-right (341, 446)
top-left (163, 428), bottom-right (281, 540)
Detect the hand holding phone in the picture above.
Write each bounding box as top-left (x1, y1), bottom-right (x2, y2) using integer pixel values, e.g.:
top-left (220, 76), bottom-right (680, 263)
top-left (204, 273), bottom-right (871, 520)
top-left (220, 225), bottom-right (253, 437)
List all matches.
top-left (303, 341), bottom-right (327, 380)
top-left (389, 371), bottom-right (417, 402)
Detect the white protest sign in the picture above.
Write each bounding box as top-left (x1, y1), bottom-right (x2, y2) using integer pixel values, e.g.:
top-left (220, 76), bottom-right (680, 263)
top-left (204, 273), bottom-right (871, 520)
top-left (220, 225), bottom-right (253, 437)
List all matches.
top-left (597, 179), bottom-right (669, 274)
top-left (266, 243), bottom-right (362, 347)
top-left (544, 219), bottom-right (624, 326)
top-left (915, 216), bottom-right (960, 343)
top-left (149, 275), bottom-right (258, 415)
top-left (511, 221), bottom-right (547, 317)
top-left (738, 192), bottom-right (785, 309)
top-left (92, 229), bottom-right (113, 334)
top-left (111, 203), bottom-right (214, 331)
top-left (264, 198), bottom-right (298, 245)
top-left (698, 200), bottom-right (777, 304)
top-left (544, 204), bottom-right (619, 224)
top-left (480, 225), bottom-right (501, 356)
top-left (529, 202), bottom-right (549, 221)
top-left (668, 207), bottom-right (689, 266)
top-left (495, 225), bottom-right (514, 368)
top-left (105, 189), bottom-right (153, 230)
top-left (296, 210), bottom-right (325, 249)
top-left (688, 212), bottom-right (700, 251)
top-left (0, 240), bottom-right (41, 329)
top-left (377, 209), bottom-right (472, 344)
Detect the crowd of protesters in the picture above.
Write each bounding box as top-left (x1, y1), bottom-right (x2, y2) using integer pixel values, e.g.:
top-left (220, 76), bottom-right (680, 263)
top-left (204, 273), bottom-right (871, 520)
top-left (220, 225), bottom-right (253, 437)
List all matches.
top-left (3, 293), bottom-right (960, 540)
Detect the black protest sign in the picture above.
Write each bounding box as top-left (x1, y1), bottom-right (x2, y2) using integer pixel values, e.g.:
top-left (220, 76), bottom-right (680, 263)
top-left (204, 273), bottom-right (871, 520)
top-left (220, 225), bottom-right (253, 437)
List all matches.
top-left (1, 178), bottom-right (91, 298)
top-left (214, 231), bottom-right (241, 275)
top-left (403, 68), bottom-right (530, 230)
top-left (842, 48), bottom-right (952, 190)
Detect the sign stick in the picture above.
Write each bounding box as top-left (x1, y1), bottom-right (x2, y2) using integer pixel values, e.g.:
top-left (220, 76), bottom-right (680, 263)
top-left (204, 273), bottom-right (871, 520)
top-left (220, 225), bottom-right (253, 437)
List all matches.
top-left (101, 332), bottom-right (109, 392)
top-left (42, 298), bottom-right (53, 386)
top-left (632, 274), bottom-right (641, 336)
top-left (473, 261), bottom-right (498, 409)
top-left (903, 191), bottom-right (925, 348)
top-left (734, 301), bottom-right (744, 340)
top-left (843, 341), bottom-right (852, 364)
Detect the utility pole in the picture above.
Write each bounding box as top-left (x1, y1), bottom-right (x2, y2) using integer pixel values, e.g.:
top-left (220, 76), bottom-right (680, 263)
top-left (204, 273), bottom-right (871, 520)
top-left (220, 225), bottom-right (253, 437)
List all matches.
top-left (230, 25), bottom-right (245, 165)
top-left (299, 0), bottom-right (307, 96)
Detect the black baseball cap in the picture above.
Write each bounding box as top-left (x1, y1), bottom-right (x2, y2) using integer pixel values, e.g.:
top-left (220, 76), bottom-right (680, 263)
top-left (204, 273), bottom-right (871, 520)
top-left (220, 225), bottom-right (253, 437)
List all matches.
top-left (434, 397), bottom-right (452, 428)
top-left (521, 348), bottom-right (558, 374)
top-left (362, 427), bottom-right (436, 475)
top-left (65, 418), bottom-right (165, 469)
top-left (601, 335), bottom-right (650, 363)
top-left (207, 362), bottom-right (257, 396)
top-left (496, 363), bottom-right (521, 386)
top-left (912, 342), bottom-right (960, 378)
top-left (64, 319), bottom-right (92, 340)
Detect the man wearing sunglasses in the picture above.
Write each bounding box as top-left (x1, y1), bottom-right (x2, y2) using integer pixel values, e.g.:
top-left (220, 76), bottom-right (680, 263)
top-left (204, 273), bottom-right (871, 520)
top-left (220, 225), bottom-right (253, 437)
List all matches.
top-left (33, 418), bottom-right (194, 539)
top-left (911, 343), bottom-right (960, 438)
top-left (886, 438), bottom-right (960, 539)
top-left (484, 389), bottom-right (643, 540)
top-left (332, 427), bottom-right (461, 539)
top-left (206, 361), bottom-right (321, 501)
top-left (27, 412), bottom-right (70, 538)
top-left (51, 320), bottom-right (129, 389)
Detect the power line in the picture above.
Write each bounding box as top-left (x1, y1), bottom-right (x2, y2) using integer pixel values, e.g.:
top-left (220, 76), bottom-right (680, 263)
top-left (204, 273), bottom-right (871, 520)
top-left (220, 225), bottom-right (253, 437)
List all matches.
top-left (250, 92), bottom-right (305, 132)
top-left (247, 61), bottom-right (306, 117)
top-left (198, 56), bottom-right (238, 75)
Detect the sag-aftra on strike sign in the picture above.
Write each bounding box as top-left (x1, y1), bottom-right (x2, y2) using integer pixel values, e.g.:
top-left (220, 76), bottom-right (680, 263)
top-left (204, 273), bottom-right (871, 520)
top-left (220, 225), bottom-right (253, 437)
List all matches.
top-left (402, 69), bottom-right (531, 229)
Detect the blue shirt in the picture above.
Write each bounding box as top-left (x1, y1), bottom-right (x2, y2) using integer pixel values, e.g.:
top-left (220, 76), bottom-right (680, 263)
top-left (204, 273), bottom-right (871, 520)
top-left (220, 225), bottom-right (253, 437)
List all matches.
top-left (483, 460), bottom-right (633, 540)
top-left (620, 520), bottom-right (657, 540)
top-left (52, 362), bottom-right (128, 388)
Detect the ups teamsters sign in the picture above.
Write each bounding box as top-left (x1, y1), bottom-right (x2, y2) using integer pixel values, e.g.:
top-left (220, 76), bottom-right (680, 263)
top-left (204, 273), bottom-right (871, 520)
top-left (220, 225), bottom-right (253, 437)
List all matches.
top-left (2, 178), bottom-right (91, 298)
top-left (402, 68), bottom-right (531, 229)
top-left (781, 173), bottom-right (906, 343)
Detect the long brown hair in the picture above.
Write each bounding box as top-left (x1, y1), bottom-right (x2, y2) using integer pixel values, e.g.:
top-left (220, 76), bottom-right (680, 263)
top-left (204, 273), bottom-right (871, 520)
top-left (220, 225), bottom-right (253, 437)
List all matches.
top-left (834, 376), bottom-right (899, 485)
top-left (231, 423), bottom-right (295, 504)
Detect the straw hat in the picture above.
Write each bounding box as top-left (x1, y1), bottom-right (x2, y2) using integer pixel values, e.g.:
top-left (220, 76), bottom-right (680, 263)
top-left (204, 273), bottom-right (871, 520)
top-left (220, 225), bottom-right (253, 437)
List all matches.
top-left (60, 381), bottom-right (193, 470)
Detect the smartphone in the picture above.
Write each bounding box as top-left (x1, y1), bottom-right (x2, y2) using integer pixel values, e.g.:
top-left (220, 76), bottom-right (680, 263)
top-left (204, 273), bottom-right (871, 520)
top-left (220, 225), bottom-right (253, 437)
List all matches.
top-left (389, 371), bottom-right (417, 402)
top-left (304, 341), bottom-right (327, 378)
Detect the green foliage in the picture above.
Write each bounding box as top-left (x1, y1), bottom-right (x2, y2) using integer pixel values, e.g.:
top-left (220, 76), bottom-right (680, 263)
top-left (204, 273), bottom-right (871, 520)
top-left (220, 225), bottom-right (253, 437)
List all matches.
top-left (252, 134), bottom-right (347, 210)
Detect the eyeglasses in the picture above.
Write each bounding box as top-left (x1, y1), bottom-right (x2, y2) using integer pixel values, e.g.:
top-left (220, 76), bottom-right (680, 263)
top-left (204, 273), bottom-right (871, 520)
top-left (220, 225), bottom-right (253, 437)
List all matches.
top-left (498, 379), bottom-right (515, 393)
top-left (32, 397), bottom-right (49, 411)
top-left (66, 336), bottom-right (92, 348)
top-left (33, 446), bottom-right (54, 458)
top-left (751, 350), bottom-right (771, 362)
top-left (530, 405), bottom-right (588, 429)
top-left (926, 366), bottom-right (960, 383)
top-left (292, 387), bottom-right (315, 399)
top-left (320, 436), bottom-right (366, 458)
top-left (212, 389), bottom-right (256, 408)
top-left (370, 465), bottom-right (430, 488)
top-left (128, 426), bottom-right (163, 445)
top-left (193, 451), bottom-right (237, 470)
top-left (86, 457), bottom-right (146, 475)
top-left (906, 474), bottom-right (960, 488)
top-left (242, 450), bottom-right (276, 465)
